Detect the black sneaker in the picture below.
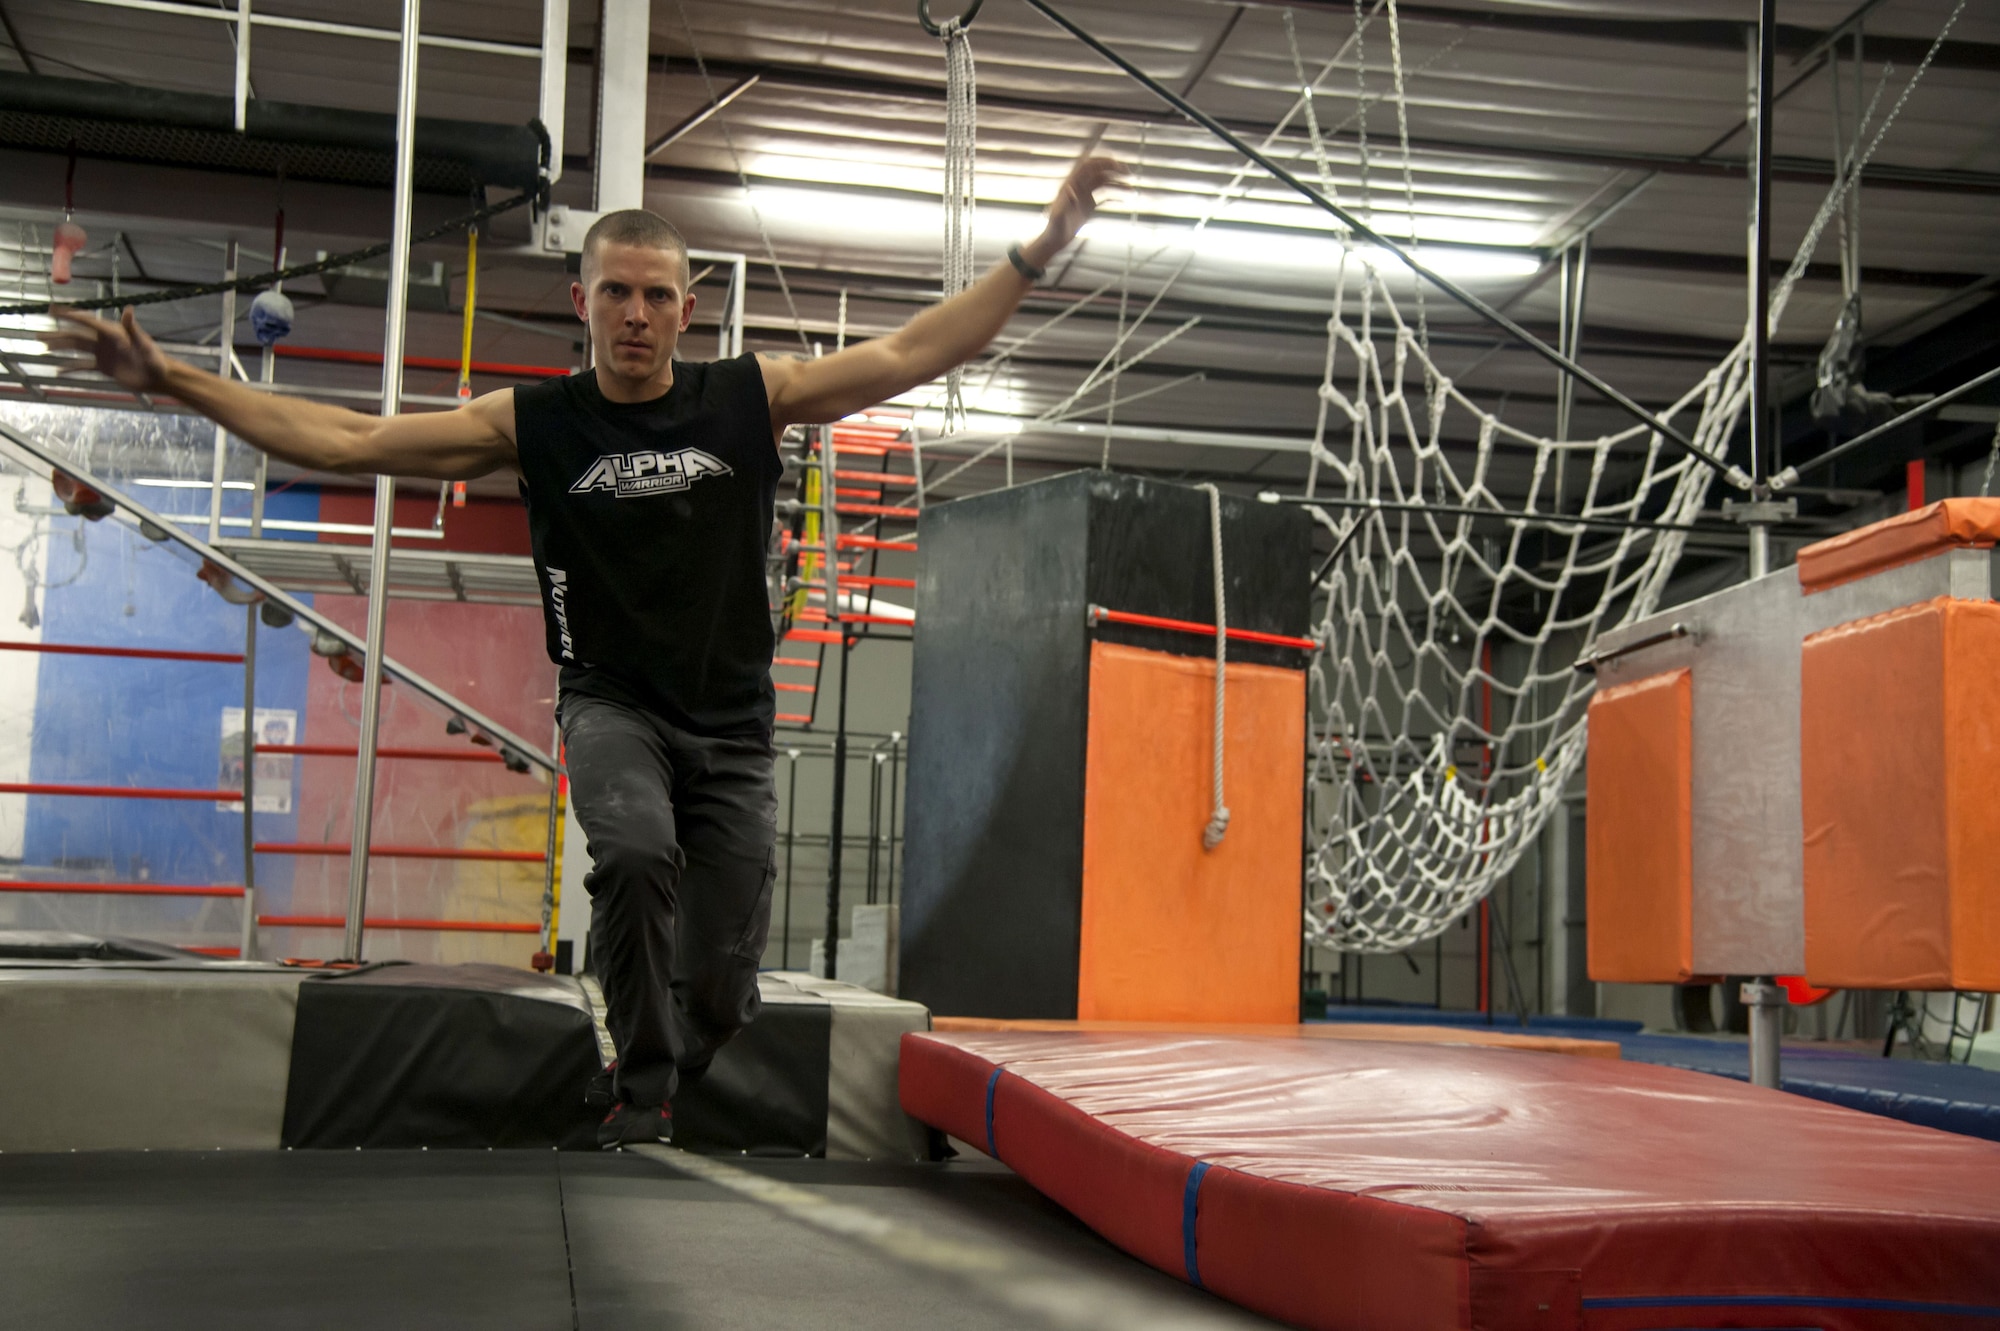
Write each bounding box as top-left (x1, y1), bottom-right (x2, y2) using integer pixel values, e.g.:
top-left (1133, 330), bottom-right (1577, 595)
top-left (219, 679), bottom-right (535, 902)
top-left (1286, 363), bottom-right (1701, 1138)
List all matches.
top-left (597, 1100), bottom-right (673, 1150)
top-left (584, 1060), bottom-right (618, 1112)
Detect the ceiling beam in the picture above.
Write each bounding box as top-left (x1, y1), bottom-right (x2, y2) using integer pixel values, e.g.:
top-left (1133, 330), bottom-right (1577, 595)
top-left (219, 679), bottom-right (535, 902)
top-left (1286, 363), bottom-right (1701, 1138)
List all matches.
top-left (1248, 3), bottom-right (2000, 73)
top-left (593, 50), bottom-right (2000, 198)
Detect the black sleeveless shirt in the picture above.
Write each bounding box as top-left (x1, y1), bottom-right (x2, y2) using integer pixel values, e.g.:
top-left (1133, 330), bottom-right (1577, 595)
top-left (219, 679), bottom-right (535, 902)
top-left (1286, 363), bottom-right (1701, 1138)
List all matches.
top-left (514, 356), bottom-right (780, 737)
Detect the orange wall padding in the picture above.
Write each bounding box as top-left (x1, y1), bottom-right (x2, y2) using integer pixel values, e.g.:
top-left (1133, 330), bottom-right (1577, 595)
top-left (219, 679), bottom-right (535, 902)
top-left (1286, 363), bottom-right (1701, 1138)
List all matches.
top-left (1795, 497), bottom-right (2000, 594)
top-left (1801, 597), bottom-right (2000, 990)
top-left (1586, 668), bottom-right (1693, 983)
top-left (1078, 642), bottom-right (1303, 1023)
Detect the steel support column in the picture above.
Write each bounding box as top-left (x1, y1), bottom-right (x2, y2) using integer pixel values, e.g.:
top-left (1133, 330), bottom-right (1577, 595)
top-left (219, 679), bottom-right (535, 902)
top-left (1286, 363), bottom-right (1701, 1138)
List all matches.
top-left (540, 0), bottom-right (571, 186)
top-left (594, 0), bottom-right (649, 213)
top-left (239, 601), bottom-right (258, 960)
top-left (343, 0), bottom-right (423, 962)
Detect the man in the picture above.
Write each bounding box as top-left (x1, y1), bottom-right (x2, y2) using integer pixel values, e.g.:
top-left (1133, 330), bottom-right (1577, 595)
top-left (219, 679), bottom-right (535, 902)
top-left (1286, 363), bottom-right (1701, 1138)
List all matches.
top-left (49, 154), bottom-right (1120, 1148)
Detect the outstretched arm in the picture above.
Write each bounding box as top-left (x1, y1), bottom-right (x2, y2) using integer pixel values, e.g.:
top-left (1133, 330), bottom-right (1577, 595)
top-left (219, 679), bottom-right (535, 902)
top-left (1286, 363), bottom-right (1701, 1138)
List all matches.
top-left (44, 307), bottom-right (519, 481)
top-left (761, 154), bottom-right (1122, 431)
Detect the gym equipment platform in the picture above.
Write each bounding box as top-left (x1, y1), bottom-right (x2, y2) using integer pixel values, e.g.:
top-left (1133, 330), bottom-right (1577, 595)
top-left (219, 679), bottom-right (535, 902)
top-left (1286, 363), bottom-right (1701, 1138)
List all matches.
top-left (900, 1028), bottom-right (2000, 1331)
top-left (0, 1148), bottom-right (1279, 1331)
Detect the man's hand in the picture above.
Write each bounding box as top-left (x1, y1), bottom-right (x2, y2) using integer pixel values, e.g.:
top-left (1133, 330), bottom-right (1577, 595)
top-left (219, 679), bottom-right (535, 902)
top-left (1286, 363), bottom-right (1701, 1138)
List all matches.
top-left (764, 150), bottom-right (1127, 430)
top-left (42, 303), bottom-right (516, 481)
top-left (43, 307), bottom-right (173, 396)
top-left (1022, 155), bottom-right (1125, 269)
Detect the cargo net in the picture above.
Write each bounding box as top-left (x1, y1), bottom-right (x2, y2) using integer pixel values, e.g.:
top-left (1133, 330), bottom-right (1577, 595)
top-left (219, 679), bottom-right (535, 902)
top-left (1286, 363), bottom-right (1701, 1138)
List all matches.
top-left (1295, 0), bottom-right (1956, 953)
top-left (1300, 279), bottom-right (1745, 954)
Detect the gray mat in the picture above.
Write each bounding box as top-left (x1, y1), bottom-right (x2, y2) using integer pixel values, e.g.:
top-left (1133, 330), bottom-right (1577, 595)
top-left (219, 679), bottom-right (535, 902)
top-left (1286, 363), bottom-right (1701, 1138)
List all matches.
top-left (0, 967), bottom-right (303, 1150)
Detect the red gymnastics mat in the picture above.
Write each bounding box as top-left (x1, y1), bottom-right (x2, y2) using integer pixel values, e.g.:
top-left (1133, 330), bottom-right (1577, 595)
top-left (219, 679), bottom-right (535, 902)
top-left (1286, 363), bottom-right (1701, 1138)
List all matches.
top-left (899, 1029), bottom-right (2000, 1331)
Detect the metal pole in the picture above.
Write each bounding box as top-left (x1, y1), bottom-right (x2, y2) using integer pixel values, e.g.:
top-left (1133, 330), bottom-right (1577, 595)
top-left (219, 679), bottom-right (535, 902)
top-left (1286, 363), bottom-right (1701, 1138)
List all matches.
top-left (824, 635), bottom-right (851, 979)
top-left (207, 241), bottom-right (237, 545)
top-left (1746, 0), bottom-right (1784, 1090)
top-left (1749, 0), bottom-right (1777, 490)
top-left (885, 733), bottom-right (900, 906)
top-left (818, 423), bottom-right (839, 637)
top-left (537, 770), bottom-right (560, 959)
top-left (251, 344), bottom-right (273, 537)
top-left (1016, 0), bottom-right (1726, 476)
top-left (781, 748), bottom-right (798, 969)
top-left (730, 256), bottom-right (746, 358)
top-left (537, 0), bottom-right (570, 187)
top-left (233, 0), bottom-right (252, 131)
top-left (866, 747), bottom-right (882, 906)
top-left (343, 0), bottom-right (423, 962)
top-left (1743, 979), bottom-right (1786, 1090)
top-left (239, 601), bottom-right (258, 961)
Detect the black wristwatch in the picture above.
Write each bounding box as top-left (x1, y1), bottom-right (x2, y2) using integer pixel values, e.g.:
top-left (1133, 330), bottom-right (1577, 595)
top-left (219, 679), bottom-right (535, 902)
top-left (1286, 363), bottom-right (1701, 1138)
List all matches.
top-left (1007, 242), bottom-right (1047, 283)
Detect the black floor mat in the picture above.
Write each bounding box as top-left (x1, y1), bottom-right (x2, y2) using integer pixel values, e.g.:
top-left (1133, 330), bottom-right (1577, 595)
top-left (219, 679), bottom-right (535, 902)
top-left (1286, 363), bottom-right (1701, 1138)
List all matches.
top-left (0, 1151), bottom-right (1276, 1330)
top-left (0, 1152), bottom-right (576, 1331)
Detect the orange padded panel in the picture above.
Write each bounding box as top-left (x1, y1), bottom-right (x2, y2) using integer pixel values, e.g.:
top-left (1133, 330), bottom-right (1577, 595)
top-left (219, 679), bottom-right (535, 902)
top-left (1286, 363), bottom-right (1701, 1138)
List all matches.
top-left (1801, 597), bottom-right (2000, 990)
top-left (1795, 497), bottom-right (2000, 594)
top-left (1079, 642), bottom-right (1303, 1023)
top-left (1586, 668), bottom-right (1693, 983)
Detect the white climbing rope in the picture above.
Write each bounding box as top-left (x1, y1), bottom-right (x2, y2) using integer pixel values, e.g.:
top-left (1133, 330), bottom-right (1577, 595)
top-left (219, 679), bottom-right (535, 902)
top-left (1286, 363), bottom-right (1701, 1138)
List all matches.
top-left (940, 15), bottom-right (978, 442)
top-left (1199, 482), bottom-right (1229, 851)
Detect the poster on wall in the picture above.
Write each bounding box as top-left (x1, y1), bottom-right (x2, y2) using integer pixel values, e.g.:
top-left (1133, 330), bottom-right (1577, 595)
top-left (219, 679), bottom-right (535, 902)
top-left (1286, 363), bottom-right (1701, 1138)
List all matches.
top-left (218, 707), bottom-right (297, 813)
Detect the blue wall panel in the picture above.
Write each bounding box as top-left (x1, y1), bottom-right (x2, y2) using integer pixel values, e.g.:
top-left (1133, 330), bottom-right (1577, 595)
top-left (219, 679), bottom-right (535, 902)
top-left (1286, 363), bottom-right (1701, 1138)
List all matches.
top-left (24, 490), bottom-right (317, 905)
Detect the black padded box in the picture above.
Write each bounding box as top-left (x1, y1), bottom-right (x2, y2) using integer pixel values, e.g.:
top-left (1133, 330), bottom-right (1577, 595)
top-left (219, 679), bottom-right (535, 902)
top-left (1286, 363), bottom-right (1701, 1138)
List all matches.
top-left (899, 471), bottom-right (1310, 1018)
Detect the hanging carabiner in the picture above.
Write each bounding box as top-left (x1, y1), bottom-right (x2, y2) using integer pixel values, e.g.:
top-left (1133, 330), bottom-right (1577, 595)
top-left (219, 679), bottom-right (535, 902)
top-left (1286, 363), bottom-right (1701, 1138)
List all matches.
top-left (917, 0), bottom-right (983, 38)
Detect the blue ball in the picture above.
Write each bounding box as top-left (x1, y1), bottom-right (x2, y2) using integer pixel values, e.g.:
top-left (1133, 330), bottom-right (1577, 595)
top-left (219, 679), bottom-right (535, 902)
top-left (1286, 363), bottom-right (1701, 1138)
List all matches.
top-left (250, 288), bottom-right (294, 346)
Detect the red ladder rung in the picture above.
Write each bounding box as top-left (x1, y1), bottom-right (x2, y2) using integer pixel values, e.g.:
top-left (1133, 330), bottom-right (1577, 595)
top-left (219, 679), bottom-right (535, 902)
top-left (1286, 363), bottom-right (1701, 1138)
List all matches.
top-left (258, 915), bottom-right (540, 934)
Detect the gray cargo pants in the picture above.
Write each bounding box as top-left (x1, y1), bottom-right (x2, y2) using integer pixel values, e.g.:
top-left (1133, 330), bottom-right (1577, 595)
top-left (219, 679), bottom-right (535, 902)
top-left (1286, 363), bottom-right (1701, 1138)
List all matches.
top-left (559, 691), bottom-right (777, 1108)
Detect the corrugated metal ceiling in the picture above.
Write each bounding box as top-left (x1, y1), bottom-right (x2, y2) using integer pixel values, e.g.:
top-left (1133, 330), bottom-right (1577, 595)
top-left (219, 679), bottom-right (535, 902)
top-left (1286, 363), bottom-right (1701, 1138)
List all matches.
top-left (0, 0), bottom-right (1992, 499)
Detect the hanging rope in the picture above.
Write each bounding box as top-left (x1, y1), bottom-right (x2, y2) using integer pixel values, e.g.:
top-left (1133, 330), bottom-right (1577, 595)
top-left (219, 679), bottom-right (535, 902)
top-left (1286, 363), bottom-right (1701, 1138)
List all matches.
top-left (1199, 482), bottom-right (1230, 852)
top-left (456, 222), bottom-right (478, 403)
top-left (1101, 125), bottom-right (1143, 471)
top-left (939, 9), bottom-right (978, 442)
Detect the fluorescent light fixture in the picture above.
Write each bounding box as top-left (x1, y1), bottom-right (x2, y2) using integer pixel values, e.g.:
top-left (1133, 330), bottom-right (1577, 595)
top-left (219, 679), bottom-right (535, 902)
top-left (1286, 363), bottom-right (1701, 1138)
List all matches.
top-left (746, 185), bottom-right (1538, 281)
top-left (1082, 217), bottom-right (1541, 280)
top-left (747, 186), bottom-right (1043, 241)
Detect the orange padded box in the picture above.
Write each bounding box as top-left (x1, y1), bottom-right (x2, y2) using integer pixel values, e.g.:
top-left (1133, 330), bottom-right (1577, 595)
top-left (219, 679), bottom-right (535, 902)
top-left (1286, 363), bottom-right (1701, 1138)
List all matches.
top-left (1796, 497), bottom-right (2000, 594)
top-left (1800, 596), bottom-right (2000, 990)
top-left (1585, 668), bottom-right (1693, 983)
top-left (1078, 641), bottom-right (1304, 1024)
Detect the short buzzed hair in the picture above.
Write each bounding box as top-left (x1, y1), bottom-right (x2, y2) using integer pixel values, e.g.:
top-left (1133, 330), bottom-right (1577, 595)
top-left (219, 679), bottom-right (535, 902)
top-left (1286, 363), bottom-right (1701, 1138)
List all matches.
top-left (580, 209), bottom-right (690, 284)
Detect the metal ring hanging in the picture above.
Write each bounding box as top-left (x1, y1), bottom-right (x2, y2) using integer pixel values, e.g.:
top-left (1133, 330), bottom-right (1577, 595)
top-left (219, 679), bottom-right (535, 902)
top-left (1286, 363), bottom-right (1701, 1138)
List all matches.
top-left (917, 0), bottom-right (983, 37)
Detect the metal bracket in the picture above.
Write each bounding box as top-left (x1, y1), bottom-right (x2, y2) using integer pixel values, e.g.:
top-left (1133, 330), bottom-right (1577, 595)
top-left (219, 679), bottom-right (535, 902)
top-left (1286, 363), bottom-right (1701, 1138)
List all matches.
top-left (1719, 497), bottom-right (1798, 525)
top-left (1573, 622), bottom-right (1695, 674)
